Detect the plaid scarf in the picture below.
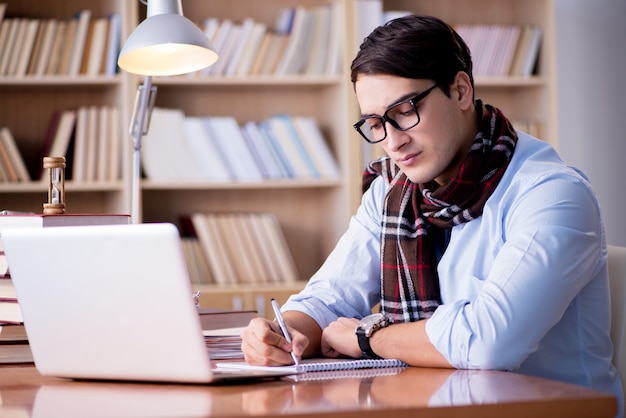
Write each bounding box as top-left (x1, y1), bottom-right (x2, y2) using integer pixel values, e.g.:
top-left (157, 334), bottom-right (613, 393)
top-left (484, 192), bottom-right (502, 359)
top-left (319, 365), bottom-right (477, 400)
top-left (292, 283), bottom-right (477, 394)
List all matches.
top-left (362, 101), bottom-right (518, 323)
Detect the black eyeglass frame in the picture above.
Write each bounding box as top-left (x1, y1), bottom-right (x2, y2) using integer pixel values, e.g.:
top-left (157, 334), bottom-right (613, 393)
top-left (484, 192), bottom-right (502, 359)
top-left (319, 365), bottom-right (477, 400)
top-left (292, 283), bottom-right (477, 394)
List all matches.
top-left (353, 84), bottom-right (439, 144)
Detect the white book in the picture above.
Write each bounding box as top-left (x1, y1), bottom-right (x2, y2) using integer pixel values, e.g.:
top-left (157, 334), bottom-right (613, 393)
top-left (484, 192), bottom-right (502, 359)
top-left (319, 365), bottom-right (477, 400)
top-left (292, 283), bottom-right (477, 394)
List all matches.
top-left (107, 106), bottom-right (121, 180)
top-left (241, 121), bottom-right (284, 180)
top-left (104, 13), bottom-right (121, 75)
top-left (224, 18), bottom-right (255, 76)
top-left (67, 9), bottom-right (92, 76)
top-left (354, 0), bottom-right (383, 50)
top-left (292, 116), bottom-right (340, 179)
top-left (265, 115), bottom-right (313, 179)
top-left (203, 116), bottom-right (263, 182)
top-left (14, 19), bottom-right (39, 77)
top-left (201, 19), bottom-right (232, 76)
top-left (84, 106), bottom-right (98, 181)
top-left (181, 117), bottom-right (232, 182)
top-left (274, 7), bottom-right (315, 75)
top-left (325, 0), bottom-right (344, 75)
top-left (304, 5), bottom-right (331, 75)
top-left (33, 19), bottom-right (58, 76)
top-left (0, 18), bottom-right (18, 75)
top-left (521, 26), bottom-right (542, 77)
top-left (71, 106), bottom-right (89, 182)
top-left (43, 109), bottom-right (76, 173)
top-left (234, 21), bottom-right (267, 76)
top-left (258, 120), bottom-right (294, 178)
top-left (190, 213), bottom-right (237, 286)
top-left (96, 106), bottom-right (111, 181)
top-left (210, 23), bottom-right (241, 76)
top-left (142, 108), bottom-right (206, 181)
top-left (85, 17), bottom-right (108, 76)
top-left (5, 18), bottom-right (26, 76)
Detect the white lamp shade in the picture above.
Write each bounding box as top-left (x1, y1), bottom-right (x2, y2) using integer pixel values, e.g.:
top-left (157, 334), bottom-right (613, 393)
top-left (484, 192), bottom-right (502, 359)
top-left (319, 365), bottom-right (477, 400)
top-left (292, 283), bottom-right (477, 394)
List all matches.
top-left (118, 13), bottom-right (218, 76)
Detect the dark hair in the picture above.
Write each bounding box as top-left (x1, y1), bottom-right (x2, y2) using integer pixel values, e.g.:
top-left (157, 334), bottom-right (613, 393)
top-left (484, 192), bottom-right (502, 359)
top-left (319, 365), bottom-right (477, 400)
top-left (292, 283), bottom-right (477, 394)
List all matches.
top-left (350, 15), bottom-right (474, 97)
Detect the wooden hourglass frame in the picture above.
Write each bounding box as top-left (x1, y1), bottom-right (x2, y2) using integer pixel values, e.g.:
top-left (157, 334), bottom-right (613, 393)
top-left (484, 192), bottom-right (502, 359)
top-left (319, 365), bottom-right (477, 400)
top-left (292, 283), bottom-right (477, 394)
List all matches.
top-left (42, 157), bottom-right (66, 215)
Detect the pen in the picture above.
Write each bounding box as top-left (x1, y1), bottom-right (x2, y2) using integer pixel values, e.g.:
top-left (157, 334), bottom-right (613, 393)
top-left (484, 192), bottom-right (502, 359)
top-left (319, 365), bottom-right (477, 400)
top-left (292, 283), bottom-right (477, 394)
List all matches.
top-left (270, 298), bottom-right (299, 365)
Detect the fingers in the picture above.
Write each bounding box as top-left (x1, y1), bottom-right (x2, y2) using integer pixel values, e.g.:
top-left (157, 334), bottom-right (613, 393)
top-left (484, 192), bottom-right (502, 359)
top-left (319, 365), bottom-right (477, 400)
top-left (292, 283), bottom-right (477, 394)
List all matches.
top-left (241, 317), bottom-right (302, 366)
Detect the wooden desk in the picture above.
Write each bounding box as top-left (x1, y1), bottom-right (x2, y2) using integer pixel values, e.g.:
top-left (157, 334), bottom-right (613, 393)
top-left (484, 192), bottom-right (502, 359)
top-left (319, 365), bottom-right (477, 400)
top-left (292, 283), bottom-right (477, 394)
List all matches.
top-left (0, 364), bottom-right (617, 418)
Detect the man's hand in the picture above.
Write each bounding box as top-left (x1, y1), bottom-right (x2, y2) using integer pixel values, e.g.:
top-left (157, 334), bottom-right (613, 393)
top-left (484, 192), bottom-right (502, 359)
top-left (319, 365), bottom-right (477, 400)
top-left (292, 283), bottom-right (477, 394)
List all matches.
top-left (241, 311), bottom-right (322, 366)
top-left (321, 317), bottom-right (362, 359)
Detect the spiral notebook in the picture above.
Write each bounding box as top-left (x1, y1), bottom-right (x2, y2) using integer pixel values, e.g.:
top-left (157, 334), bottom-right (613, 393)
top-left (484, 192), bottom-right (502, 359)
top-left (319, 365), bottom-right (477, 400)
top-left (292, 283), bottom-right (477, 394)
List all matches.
top-left (216, 357), bottom-right (408, 374)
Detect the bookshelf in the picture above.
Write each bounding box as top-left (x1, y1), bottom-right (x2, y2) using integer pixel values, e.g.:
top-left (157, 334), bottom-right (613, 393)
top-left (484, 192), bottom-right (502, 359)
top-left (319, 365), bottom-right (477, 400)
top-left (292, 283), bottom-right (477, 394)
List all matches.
top-left (0, 0), bottom-right (557, 315)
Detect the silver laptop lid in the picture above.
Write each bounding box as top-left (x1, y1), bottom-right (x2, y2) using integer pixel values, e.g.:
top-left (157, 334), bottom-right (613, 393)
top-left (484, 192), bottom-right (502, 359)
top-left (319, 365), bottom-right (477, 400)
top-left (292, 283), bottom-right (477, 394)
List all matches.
top-left (3, 223), bottom-right (214, 383)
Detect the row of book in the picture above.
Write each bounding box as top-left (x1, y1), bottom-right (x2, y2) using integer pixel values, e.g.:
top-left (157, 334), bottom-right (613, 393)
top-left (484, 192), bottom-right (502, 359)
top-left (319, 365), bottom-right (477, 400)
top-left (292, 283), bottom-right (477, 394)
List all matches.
top-left (454, 24), bottom-right (542, 77)
top-left (188, 2), bottom-right (343, 78)
top-left (354, 1), bottom-right (542, 78)
top-left (1, 105), bottom-right (123, 184)
top-left (143, 110), bottom-right (340, 183)
top-left (46, 106), bottom-right (123, 183)
top-left (181, 212), bottom-right (300, 286)
top-left (0, 5), bottom-right (120, 77)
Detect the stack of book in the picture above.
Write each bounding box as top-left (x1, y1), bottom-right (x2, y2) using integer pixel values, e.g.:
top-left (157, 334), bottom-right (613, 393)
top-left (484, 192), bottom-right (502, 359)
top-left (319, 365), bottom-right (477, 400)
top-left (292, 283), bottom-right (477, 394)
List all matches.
top-left (142, 109), bottom-right (340, 184)
top-left (0, 5), bottom-right (121, 77)
top-left (182, 212), bottom-right (300, 286)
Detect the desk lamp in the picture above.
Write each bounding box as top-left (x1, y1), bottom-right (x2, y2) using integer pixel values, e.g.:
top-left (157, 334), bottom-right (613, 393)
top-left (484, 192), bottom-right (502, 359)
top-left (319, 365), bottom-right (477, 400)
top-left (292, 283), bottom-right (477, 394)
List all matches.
top-left (117, 0), bottom-right (219, 223)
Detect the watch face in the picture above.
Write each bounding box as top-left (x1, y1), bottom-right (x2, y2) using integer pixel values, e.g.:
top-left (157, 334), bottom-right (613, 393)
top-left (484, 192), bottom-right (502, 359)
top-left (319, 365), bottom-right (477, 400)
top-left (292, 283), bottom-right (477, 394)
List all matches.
top-left (358, 313), bottom-right (385, 328)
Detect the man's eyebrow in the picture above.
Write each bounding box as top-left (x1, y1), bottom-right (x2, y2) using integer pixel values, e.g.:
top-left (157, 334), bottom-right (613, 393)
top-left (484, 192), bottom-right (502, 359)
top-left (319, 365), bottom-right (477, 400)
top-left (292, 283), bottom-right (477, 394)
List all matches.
top-left (359, 91), bottom-right (421, 118)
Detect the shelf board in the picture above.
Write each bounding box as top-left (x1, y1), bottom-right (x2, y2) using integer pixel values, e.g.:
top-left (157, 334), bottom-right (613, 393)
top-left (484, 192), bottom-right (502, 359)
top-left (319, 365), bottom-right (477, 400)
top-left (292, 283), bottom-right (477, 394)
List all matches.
top-left (475, 75), bottom-right (546, 87)
top-left (0, 181), bottom-right (125, 193)
top-left (141, 178), bottom-right (343, 190)
top-left (152, 74), bottom-right (343, 87)
top-left (0, 75), bottom-right (122, 87)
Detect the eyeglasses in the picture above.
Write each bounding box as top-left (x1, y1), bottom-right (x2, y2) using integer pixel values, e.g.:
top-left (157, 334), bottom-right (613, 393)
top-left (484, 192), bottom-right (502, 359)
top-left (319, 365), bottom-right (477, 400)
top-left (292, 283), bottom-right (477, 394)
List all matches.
top-left (353, 84), bottom-right (439, 144)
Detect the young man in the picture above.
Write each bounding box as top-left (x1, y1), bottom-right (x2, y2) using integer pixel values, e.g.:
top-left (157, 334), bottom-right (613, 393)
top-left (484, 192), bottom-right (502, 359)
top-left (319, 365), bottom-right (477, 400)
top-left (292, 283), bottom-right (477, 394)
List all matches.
top-left (241, 15), bottom-right (622, 410)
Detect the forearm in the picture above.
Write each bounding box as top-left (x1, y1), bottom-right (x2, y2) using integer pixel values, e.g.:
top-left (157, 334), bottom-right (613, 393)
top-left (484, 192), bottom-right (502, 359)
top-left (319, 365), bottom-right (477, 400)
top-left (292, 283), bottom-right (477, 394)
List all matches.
top-left (283, 310), bottom-right (323, 358)
top-left (370, 320), bottom-right (453, 368)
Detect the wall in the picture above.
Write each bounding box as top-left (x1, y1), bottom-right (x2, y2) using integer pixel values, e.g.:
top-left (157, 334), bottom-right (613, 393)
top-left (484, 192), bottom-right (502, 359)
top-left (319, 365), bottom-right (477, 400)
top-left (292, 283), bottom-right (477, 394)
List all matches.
top-left (553, 0), bottom-right (626, 246)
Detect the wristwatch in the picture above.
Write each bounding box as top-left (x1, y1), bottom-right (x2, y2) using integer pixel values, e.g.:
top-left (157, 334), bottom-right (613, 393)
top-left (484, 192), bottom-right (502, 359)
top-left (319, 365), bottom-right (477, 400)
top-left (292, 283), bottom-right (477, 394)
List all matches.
top-left (355, 313), bottom-right (389, 359)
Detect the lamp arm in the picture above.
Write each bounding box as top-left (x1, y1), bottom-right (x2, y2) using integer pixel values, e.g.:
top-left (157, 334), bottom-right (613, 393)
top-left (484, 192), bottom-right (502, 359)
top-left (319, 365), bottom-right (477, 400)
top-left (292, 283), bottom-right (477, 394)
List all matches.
top-left (129, 75), bottom-right (157, 223)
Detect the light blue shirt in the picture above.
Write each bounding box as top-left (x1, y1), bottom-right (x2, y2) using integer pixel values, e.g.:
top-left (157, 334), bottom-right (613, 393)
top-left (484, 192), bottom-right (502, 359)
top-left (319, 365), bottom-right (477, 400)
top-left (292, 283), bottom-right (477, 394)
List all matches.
top-left (283, 133), bottom-right (623, 414)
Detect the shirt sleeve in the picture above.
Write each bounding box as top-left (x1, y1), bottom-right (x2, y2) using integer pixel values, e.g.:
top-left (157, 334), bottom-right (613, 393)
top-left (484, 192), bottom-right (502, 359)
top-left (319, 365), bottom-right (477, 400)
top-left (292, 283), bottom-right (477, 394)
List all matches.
top-left (425, 171), bottom-right (605, 370)
top-left (281, 176), bottom-right (386, 328)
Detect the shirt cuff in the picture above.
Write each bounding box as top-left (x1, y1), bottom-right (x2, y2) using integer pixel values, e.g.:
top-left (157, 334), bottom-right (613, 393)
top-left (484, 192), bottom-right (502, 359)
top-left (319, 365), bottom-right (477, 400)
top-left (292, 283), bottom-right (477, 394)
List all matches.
top-left (425, 300), bottom-right (474, 369)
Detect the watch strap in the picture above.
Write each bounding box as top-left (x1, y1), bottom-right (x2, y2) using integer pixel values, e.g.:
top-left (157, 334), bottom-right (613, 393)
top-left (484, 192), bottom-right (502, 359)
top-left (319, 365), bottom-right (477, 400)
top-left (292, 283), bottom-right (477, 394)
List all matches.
top-left (356, 327), bottom-right (382, 359)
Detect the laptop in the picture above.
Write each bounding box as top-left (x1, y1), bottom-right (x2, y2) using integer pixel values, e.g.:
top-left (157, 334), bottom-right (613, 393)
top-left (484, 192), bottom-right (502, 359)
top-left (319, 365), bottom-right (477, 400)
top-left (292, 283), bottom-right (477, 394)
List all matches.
top-left (2, 222), bottom-right (294, 383)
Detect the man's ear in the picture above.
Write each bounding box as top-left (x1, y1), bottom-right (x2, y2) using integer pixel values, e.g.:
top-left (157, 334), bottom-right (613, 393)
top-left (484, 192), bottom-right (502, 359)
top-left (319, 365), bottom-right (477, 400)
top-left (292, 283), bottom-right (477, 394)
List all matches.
top-left (453, 71), bottom-right (474, 110)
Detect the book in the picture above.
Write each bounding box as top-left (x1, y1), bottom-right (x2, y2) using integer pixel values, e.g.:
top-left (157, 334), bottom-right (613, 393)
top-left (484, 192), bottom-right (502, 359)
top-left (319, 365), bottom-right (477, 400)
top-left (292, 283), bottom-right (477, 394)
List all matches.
top-left (0, 132), bottom-right (17, 182)
top-left (57, 17), bottom-right (78, 75)
top-left (292, 116), bottom-right (340, 179)
top-left (181, 117), bottom-right (232, 182)
top-left (39, 109), bottom-right (76, 179)
top-left (197, 308), bottom-right (256, 331)
top-left (45, 20), bottom-right (66, 75)
top-left (103, 13), bottom-right (121, 75)
top-left (5, 18), bottom-right (27, 76)
top-left (0, 18), bottom-right (18, 75)
top-left (0, 299), bottom-right (21, 324)
top-left (67, 9), bottom-right (92, 75)
top-left (0, 128), bottom-right (30, 182)
top-left (14, 19), bottom-right (39, 77)
top-left (215, 357), bottom-right (408, 374)
top-left (84, 17), bottom-right (108, 76)
top-left (0, 323), bottom-right (28, 343)
top-left (274, 7), bottom-right (315, 75)
top-left (0, 343), bottom-right (33, 364)
top-left (26, 18), bottom-right (48, 75)
top-left (0, 213), bottom-right (130, 228)
top-left (234, 21), bottom-right (267, 76)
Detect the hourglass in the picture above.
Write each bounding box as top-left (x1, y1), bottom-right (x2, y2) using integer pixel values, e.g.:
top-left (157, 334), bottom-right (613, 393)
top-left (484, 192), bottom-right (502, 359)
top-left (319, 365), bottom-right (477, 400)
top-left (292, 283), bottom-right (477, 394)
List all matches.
top-left (42, 156), bottom-right (66, 215)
